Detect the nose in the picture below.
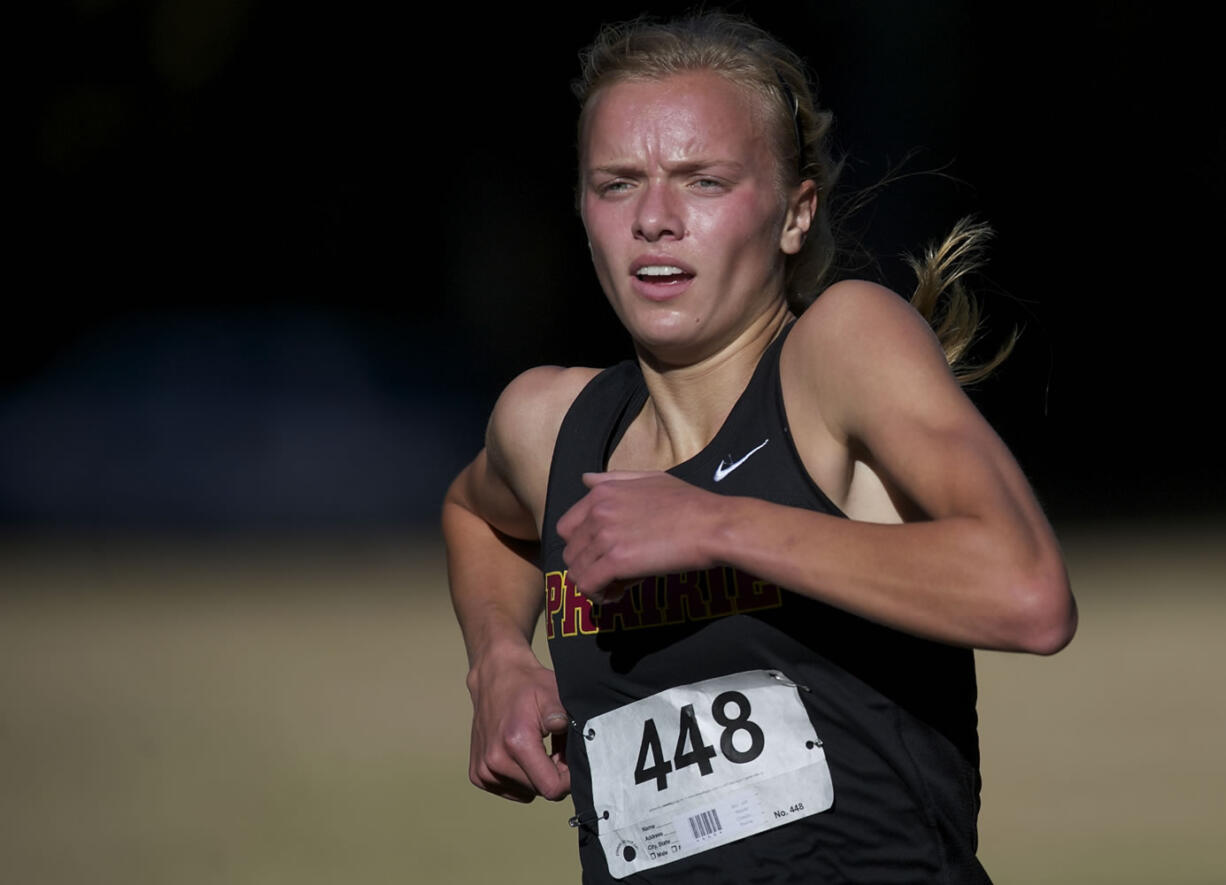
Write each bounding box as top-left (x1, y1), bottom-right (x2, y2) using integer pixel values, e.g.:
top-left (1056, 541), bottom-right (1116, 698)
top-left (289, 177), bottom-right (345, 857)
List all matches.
top-left (632, 181), bottom-right (684, 242)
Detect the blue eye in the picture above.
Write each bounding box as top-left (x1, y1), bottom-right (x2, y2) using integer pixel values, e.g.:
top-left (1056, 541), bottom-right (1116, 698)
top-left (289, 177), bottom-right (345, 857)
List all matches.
top-left (598, 180), bottom-right (633, 195)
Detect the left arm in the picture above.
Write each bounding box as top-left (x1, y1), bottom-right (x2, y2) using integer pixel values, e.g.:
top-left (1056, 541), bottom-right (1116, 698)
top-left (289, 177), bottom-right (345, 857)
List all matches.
top-left (557, 282), bottom-right (1075, 654)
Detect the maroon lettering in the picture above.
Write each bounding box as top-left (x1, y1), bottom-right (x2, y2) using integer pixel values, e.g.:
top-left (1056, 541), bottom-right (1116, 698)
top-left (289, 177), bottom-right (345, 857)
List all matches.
top-left (731, 568), bottom-right (783, 612)
top-left (659, 571), bottom-right (710, 623)
top-left (560, 572), bottom-right (597, 636)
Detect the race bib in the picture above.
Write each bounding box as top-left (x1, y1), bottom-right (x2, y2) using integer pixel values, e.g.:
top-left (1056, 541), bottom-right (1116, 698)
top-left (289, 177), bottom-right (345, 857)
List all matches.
top-left (582, 670), bottom-right (833, 879)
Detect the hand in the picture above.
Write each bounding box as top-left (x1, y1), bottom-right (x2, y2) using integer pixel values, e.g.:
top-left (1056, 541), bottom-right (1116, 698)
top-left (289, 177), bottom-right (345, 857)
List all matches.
top-left (556, 471), bottom-right (722, 602)
top-left (466, 644), bottom-right (571, 802)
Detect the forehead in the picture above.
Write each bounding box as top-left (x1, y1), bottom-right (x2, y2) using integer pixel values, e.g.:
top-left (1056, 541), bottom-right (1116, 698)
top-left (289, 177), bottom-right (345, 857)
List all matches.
top-left (581, 70), bottom-right (772, 165)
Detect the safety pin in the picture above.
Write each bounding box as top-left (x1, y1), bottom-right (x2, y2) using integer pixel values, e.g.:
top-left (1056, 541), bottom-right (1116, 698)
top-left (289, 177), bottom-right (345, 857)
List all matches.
top-left (568, 809), bottom-right (610, 828)
top-left (766, 670), bottom-right (811, 692)
top-left (569, 720), bottom-right (597, 740)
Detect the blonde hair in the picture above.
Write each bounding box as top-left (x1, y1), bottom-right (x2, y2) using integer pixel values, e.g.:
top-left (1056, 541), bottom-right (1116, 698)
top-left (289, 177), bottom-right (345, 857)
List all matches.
top-left (573, 12), bottom-right (1010, 380)
top-left (906, 218), bottom-right (1016, 384)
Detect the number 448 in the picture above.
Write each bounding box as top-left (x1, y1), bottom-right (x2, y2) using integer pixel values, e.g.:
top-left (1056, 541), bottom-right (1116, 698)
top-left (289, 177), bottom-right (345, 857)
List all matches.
top-left (634, 690), bottom-right (764, 792)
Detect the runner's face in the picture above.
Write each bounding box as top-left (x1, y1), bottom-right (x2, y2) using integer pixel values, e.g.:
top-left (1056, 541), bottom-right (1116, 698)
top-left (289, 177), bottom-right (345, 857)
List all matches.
top-left (580, 71), bottom-right (810, 363)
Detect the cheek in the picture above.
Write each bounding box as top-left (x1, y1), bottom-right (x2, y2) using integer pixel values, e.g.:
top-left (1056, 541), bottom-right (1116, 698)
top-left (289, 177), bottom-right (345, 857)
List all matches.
top-left (581, 222), bottom-right (621, 303)
top-left (581, 206), bottom-right (608, 260)
top-left (582, 202), bottom-right (634, 274)
top-left (582, 198), bottom-right (616, 246)
top-left (695, 199), bottom-right (785, 264)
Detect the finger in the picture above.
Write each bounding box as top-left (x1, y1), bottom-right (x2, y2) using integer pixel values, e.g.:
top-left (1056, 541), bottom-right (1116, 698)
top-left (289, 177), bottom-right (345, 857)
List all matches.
top-left (537, 711), bottom-right (572, 799)
top-left (470, 751), bottom-right (538, 802)
top-left (561, 506), bottom-right (608, 577)
top-left (581, 470), bottom-right (660, 488)
top-left (548, 725), bottom-right (568, 765)
top-left (570, 557), bottom-right (624, 604)
top-left (506, 733), bottom-right (570, 801)
top-left (485, 707), bottom-right (569, 802)
top-left (548, 729), bottom-right (572, 797)
top-left (565, 546), bottom-right (611, 600)
top-left (588, 548), bottom-right (629, 596)
top-left (573, 540), bottom-right (633, 601)
top-left (541, 700), bottom-right (572, 798)
top-left (482, 768), bottom-right (540, 803)
top-left (471, 713), bottom-right (552, 802)
top-left (542, 711), bottom-right (571, 734)
top-left (580, 471), bottom-right (614, 488)
top-left (550, 763), bottom-right (571, 798)
top-left (562, 537), bottom-right (602, 580)
top-left (474, 736), bottom-right (561, 803)
top-left (601, 578), bottom-right (631, 603)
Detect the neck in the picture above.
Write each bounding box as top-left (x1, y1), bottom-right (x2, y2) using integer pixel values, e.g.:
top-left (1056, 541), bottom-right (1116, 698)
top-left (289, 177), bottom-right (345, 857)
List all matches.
top-left (631, 301), bottom-right (791, 468)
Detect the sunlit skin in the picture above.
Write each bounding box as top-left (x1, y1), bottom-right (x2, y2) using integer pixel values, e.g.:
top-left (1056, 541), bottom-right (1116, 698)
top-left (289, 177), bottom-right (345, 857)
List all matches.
top-left (443, 64), bottom-right (1075, 807)
top-left (580, 71), bottom-right (814, 369)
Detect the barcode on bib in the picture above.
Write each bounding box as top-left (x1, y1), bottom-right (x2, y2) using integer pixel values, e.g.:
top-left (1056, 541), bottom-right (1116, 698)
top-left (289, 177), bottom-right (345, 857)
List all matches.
top-left (687, 808), bottom-right (723, 841)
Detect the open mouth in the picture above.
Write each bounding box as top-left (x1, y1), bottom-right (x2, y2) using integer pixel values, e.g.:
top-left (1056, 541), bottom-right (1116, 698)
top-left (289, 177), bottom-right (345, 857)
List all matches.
top-left (635, 265), bottom-right (694, 284)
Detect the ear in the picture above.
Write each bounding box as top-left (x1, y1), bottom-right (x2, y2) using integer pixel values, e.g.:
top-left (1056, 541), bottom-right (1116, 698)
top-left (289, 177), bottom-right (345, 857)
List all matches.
top-left (780, 179), bottom-right (818, 255)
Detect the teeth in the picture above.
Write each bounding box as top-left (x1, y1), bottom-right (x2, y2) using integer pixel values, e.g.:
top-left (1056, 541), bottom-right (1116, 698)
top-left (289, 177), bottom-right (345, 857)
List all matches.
top-left (636, 265), bottom-right (686, 277)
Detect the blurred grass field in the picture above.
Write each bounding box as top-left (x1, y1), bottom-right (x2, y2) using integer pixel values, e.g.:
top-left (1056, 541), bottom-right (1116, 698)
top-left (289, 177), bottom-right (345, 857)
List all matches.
top-left (2, 524), bottom-right (1223, 884)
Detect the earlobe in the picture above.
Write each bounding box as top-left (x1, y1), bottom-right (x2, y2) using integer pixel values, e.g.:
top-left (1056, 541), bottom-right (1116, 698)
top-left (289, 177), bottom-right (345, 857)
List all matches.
top-left (780, 180), bottom-right (818, 255)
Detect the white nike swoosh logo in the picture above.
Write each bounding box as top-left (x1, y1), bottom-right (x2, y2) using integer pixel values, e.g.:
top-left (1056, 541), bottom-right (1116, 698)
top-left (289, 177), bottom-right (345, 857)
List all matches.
top-left (713, 438), bottom-right (769, 482)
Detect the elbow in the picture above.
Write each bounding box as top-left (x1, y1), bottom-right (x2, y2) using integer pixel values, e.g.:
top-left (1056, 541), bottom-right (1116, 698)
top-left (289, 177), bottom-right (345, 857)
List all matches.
top-left (1001, 555), bottom-right (1077, 655)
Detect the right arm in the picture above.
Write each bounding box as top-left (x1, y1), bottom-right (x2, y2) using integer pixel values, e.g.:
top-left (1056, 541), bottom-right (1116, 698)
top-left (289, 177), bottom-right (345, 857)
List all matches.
top-left (442, 366), bottom-right (597, 802)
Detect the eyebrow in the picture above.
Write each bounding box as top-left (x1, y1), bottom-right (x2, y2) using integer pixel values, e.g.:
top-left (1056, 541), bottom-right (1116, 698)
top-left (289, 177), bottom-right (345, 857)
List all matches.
top-left (587, 164), bottom-right (642, 179)
top-left (587, 159), bottom-right (747, 178)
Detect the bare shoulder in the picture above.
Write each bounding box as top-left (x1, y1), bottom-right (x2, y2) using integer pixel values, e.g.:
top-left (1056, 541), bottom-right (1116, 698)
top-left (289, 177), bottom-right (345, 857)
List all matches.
top-left (781, 282), bottom-right (1073, 651)
top-left (486, 365), bottom-right (601, 530)
top-left (787, 280), bottom-right (945, 377)
top-left (779, 279), bottom-right (994, 520)
top-left (782, 279), bottom-right (966, 442)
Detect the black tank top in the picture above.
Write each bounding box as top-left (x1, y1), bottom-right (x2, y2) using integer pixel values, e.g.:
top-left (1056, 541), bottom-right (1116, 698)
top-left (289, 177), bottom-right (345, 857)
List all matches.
top-left (541, 324), bottom-right (990, 884)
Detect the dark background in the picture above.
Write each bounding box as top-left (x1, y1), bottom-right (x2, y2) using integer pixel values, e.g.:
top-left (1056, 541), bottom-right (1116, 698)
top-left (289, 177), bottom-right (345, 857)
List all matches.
top-left (10, 1), bottom-right (1222, 530)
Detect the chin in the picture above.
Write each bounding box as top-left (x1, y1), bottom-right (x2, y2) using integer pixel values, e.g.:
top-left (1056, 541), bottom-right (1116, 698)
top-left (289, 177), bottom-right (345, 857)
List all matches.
top-left (631, 327), bottom-right (716, 368)
top-left (618, 304), bottom-right (693, 343)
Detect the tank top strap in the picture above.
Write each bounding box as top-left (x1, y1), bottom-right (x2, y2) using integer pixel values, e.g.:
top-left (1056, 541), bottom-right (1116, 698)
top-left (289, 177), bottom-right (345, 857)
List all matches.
top-left (541, 360), bottom-right (646, 566)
